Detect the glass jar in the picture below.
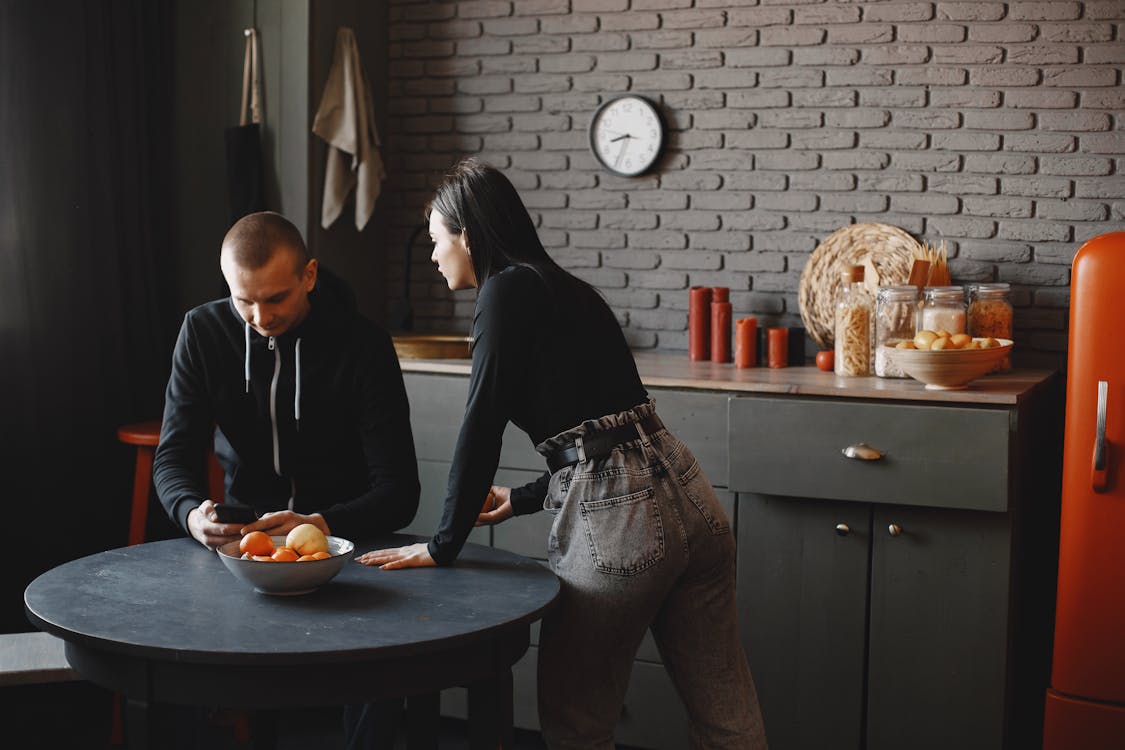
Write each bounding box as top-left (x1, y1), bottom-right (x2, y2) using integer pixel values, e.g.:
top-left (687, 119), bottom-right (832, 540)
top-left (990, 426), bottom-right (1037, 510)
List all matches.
top-left (918, 286), bottom-right (967, 335)
top-left (834, 265), bottom-right (873, 377)
top-left (875, 285), bottom-right (919, 378)
top-left (968, 282), bottom-right (1013, 372)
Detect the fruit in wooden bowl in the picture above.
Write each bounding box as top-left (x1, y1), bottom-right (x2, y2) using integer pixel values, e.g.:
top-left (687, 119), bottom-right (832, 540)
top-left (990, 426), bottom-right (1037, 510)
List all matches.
top-left (887, 337), bottom-right (1013, 390)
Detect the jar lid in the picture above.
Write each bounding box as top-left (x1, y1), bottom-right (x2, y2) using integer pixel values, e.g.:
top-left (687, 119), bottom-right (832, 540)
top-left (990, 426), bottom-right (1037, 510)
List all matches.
top-left (877, 285), bottom-right (920, 301)
top-left (923, 285), bottom-right (965, 302)
top-left (841, 265), bottom-right (864, 283)
top-left (974, 282), bottom-right (1011, 296)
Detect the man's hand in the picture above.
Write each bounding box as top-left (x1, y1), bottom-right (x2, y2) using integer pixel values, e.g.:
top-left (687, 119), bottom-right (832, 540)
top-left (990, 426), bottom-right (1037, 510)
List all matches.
top-left (188, 502), bottom-right (330, 551)
top-left (187, 500), bottom-right (244, 550)
top-left (355, 543), bottom-right (436, 570)
top-left (241, 510), bottom-right (330, 538)
top-left (476, 485), bottom-right (514, 527)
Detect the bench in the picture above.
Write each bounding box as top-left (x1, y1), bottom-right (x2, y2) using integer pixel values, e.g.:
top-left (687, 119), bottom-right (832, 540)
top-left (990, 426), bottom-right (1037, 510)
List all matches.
top-left (0, 631), bottom-right (81, 687)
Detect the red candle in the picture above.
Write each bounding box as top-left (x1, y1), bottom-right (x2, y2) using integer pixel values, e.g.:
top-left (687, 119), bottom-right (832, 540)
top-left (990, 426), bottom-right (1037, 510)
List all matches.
top-left (711, 286), bottom-right (730, 303)
top-left (735, 318), bottom-right (757, 368)
top-left (711, 301), bottom-right (732, 363)
top-left (767, 327), bottom-right (788, 368)
top-left (689, 287), bottom-right (712, 361)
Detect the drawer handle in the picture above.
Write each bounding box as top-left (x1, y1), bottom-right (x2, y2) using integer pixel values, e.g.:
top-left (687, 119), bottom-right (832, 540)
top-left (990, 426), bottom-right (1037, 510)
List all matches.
top-left (1093, 380), bottom-right (1108, 493)
top-left (835, 523), bottom-right (850, 536)
top-left (842, 442), bottom-right (885, 461)
top-left (888, 523), bottom-right (902, 537)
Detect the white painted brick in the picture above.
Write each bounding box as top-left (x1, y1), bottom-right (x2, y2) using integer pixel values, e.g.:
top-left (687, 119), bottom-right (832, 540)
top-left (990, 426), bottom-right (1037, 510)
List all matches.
top-left (824, 151), bottom-right (892, 170)
top-left (600, 13), bottom-right (659, 32)
top-left (962, 197), bottom-right (1035, 219)
top-left (571, 33), bottom-right (629, 52)
top-left (1001, 177), bottom-right (1073, 199)
top-left (896, 68), bottom-right (968, 86)
top-left (860, 87), bottom-right (927, 107)
top-left (898, 24), bottom-right (968, 43)
top-left (727, 48), bottom-right (792, 67)
top-left (1009, 2), bottom-right (1081, 21)
top-left (1003, 134), bottom-right (1076, 154)
top-left (571, 230), bottom-right (628, 250)
top-left (661, 250), bottom-right (723, 270)
top-left (864, 2), bottom-right (936, 22)
top-left (514, 0), bottom-right (568, 15)
top-left (695, 28), bottom-right (760, 49)
top-left (628, 269), bottom-right (690, 288)
top-left (688, 233), bottom-right (752, 251)
top-left (829, 25), bottom-right (895, 44)
top-left (573, 268), bottom-right (629, 288)
top-left (726, 252), bottom-right (786, 273)
top-left (930, 89), bottom-right (1001, 108)
top-left (859, 131), bottom-right (927, 150)
top-left (724, 211), bottom-right (787, 231)
top-left (857, 174), bottom-right (924, 192)
top-left (1006, 45), bottom-right (1081, 65)
top-left (826, 68), bottom-right (894, 86)
top-left (926, 217), bottom-right (997, 238)
top-left (728, 7), bottom-right (793, 27)
top-left (959, 241), bottom-right (1033, 263)
top-left (541, 15), bottom-right (598, 34)
top-left (662, 10), bottom-right (727, 30)
top-left (1040, 156), bottom-right (1115, 176)
top-left (969, 67), bottom-right (1040, 86)
top-left (1036, 200), bottom-right (1109, 222)
top-left (457, 1), bottom-right (512, 19)
top-left (1039, 112), bottom-right (1112, 132)
top-left (793, 47), bottom-right (861, 66)
top-left (966, 23), bottom-right (1038, 43)
top-left (790, 130), bottom-right (856, 149)
top-left (998, 221), bottom-right (1071, 242)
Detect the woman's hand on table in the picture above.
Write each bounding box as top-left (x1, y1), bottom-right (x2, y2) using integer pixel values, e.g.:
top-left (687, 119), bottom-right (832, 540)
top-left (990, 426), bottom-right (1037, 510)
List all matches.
top-left (476, 485), bottom-right (514, 527)
top-left (355, 543), bottom-right (436, 570)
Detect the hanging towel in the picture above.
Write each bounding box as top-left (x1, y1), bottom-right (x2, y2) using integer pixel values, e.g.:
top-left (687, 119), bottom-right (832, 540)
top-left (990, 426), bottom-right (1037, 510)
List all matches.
top-left (312, 27), bottom-right (384, 231)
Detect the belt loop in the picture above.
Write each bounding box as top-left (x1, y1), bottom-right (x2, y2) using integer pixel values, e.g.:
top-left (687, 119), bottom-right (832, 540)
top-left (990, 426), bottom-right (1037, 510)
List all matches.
top-left (575, 435), bottom-right (586, 463)
top-left (635, 418), bottom-right (649, 445)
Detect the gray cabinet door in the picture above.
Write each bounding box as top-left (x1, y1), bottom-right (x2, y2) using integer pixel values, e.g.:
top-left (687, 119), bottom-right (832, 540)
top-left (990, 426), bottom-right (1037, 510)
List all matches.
top-left (738, 493), bottom-right (870, 750)
top-left (866, 505), bottom-right (1011, 750)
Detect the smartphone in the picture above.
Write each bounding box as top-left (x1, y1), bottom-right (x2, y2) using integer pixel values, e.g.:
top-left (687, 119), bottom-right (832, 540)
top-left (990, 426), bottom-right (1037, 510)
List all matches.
top-left (213, 503), bottom-right (258, 525)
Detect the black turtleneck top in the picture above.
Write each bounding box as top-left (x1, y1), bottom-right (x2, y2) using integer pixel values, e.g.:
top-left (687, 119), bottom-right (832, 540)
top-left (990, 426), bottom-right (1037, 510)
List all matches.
top-left (427, 264), bottom-right (648, 565)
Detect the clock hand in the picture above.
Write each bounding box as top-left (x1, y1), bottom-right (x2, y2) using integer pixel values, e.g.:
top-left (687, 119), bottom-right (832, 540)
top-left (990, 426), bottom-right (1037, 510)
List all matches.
top-left (609, 133), bottom-right (633, 143)
top-left (614, 138), bottom-right (630, 168)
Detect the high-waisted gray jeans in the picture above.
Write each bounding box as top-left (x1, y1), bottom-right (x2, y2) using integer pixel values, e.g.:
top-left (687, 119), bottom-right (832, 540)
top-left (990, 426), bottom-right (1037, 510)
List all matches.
top-left (535, 400), bottom-right (767, 750)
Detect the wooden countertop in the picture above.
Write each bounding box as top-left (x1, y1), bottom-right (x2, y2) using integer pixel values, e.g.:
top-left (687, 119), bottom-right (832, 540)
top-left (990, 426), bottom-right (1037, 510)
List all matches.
top-left (400, 351), bottom-right (1057, 406)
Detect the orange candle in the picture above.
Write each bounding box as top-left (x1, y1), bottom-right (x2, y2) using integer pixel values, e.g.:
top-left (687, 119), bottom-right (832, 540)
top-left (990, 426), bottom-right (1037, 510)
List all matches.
top-left (689, 287), bottom-right (711, 361)
top-left (711, 301), bottom-right (732, 363)
top-left (735, 318), bottom-right (757, 368)
top-left (711, 286), bottom-right (730, 303)
top-left (767, 327), bottom-right (788, 368)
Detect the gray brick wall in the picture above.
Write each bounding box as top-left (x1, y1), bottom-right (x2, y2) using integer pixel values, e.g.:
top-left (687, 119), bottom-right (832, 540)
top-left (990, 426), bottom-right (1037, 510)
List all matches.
top-left (383, 0), bottom-right (1125, 369)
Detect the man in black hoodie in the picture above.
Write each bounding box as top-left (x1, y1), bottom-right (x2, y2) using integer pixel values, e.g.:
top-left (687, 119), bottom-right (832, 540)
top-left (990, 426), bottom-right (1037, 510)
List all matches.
top-left (154, 211), bottom-right (419, 547)
top-left (154, 212), bottom-right (419, 748)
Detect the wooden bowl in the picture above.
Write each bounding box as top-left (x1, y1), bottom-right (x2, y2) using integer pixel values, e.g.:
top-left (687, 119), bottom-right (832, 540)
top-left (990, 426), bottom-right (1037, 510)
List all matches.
top-left (887, 338), bottom-right (1014, 390)
top-left (392, 335), bottom-right (473, 360)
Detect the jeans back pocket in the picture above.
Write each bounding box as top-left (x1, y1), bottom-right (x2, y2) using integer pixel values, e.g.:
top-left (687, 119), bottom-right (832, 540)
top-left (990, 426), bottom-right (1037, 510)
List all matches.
top-left (579, 487), bottom-right (664, 576)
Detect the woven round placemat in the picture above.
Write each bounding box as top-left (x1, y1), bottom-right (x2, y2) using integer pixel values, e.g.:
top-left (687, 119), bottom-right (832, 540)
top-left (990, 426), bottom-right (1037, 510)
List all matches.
top-left (798, 222), bottom-right (923, 349)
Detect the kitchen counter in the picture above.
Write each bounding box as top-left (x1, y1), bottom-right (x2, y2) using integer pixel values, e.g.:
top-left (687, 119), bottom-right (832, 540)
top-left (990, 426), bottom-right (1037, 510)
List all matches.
top-left (399, 350), bottom-right (1056, 406)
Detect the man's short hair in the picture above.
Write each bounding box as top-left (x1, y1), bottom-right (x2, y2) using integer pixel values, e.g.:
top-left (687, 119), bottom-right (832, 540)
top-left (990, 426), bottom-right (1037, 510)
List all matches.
top-left (222, 212), bottom-right (309, 272)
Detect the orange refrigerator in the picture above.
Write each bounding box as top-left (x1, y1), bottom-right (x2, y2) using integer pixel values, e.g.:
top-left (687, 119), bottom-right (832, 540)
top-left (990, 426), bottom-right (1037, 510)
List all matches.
top-left (1043, 231), bottom-right (1125, 749)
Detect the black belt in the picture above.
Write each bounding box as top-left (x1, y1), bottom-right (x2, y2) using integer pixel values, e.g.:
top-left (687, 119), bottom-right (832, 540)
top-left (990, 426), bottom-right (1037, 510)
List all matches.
top-left (545, 414), bottom-right (664, 474)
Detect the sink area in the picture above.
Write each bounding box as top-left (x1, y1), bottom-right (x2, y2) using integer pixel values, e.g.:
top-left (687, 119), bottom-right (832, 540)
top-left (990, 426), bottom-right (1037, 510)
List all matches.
top-left (392, 334), bottom-right (473, 360)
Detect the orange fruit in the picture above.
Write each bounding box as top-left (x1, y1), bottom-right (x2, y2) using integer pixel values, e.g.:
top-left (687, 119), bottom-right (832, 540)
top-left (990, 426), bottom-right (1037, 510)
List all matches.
top-left (251, 554), bottom-right (275, 562)
top-left (240, 531), bottom-right (274, 557)
top-left (271, 547), bottom-right (299, 562)
top-left (297, 554), bottom-right (318, 562)
top-left (312, 551), bottom-right (331, 560)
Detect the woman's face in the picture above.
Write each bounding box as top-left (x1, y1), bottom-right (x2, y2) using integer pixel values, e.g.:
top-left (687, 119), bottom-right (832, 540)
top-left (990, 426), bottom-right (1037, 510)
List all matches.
top-left (429, 210), bottom-right (477, 291)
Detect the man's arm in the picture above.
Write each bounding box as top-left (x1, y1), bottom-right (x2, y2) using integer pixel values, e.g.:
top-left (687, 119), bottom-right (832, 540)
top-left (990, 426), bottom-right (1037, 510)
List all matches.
top-left (153, 315), bottom-right (219, 536)
top-left (317, 326), bottom-right (421, 540)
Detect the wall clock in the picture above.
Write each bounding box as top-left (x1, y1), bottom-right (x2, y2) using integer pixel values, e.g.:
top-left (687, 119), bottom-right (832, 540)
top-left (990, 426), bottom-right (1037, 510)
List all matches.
top-left (588, 94), bottom-right (665, 177)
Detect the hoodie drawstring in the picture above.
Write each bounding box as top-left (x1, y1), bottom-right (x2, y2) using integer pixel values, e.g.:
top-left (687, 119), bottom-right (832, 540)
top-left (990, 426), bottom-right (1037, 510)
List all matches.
top-left (294, 338), bottom-right (302, 432)
top-left (244, 322), bottom-right (251, 393)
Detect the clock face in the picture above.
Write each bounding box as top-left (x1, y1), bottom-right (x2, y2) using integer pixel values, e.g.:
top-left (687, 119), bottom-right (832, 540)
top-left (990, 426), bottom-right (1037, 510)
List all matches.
top-left (589, 95), bottom-right (664, 177)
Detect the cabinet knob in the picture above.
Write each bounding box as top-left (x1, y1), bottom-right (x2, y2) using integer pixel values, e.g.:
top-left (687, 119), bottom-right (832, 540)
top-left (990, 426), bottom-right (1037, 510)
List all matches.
top-left (835, 523), bottom-right (850, 536)
top-left (887, 523), bottom-right (902, 537)
top-left (842, 442), bottom-right (885, 461)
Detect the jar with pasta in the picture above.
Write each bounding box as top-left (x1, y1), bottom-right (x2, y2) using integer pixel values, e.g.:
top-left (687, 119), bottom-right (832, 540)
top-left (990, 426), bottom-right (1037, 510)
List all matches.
top-left (834, 265), bottom-right (873, 377)
top-left (919, 286), bottom-right (967, 335)
top-left (874, 285), bottom-right (919, 378)
top-left (968, 282), bottom-right (1013, 372)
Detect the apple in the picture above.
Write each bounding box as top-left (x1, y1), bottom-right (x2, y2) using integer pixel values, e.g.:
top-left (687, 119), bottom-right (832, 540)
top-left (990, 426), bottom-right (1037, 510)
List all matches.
top-left (815, 350), bottom-right (834, 371)
top-left (285, 523), bottom-right (329, 556)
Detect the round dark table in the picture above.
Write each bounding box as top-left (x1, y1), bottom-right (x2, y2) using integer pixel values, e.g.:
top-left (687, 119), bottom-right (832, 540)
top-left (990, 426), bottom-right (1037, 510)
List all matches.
top-left (24, 534), bottom-right (559, 749)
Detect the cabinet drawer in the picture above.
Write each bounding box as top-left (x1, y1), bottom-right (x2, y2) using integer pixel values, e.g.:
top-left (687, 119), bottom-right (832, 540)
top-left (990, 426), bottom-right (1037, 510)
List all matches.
top-left (728, 396), bottom-right (1011, 512)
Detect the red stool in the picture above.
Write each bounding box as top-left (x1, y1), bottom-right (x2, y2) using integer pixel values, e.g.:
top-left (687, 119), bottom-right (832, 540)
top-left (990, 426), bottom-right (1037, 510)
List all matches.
top-left (117, 421), bottom-right (224, 545)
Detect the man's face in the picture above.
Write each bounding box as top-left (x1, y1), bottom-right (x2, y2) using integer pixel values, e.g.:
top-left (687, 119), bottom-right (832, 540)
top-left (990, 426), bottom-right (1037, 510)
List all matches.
top-left (221, 248), bottom-right (318, 338)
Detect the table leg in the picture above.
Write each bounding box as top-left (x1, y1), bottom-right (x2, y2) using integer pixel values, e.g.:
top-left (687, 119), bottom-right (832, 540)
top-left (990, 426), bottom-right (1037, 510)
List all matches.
top-left (124, 696), bottom-right (154, 750)
top-left (405, 692), bottom-right (439, 750)
top-left (467, 668), bottom-right (514, 750)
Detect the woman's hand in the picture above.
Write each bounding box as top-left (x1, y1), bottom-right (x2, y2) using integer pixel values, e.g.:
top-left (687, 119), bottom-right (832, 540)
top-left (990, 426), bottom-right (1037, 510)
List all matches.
top-left (355, 543), bottom-right (436, 570)
top-left (476, 485), bottom-right (514, 527)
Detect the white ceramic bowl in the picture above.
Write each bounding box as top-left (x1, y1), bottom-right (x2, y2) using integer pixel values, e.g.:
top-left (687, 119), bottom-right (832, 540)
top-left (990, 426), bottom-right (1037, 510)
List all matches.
top-left (887, 338), bottom-right (1014, 390)
top-left (216, 535), bottom-right (355, 595)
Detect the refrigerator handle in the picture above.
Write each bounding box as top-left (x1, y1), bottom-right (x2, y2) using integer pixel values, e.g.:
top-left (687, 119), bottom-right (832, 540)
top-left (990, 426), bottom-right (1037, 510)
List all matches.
top-left (1093, 380), bottom-right (1108, 493)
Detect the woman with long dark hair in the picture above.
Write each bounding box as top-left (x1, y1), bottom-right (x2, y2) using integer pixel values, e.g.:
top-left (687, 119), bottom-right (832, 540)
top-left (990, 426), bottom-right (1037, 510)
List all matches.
top-left (358, 159), bottom-right (766, 748)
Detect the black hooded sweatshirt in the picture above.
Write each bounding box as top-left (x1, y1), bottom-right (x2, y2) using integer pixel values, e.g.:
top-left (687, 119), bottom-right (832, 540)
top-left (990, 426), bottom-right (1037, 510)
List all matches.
top-left (153, 268), bottom-right (420, 540)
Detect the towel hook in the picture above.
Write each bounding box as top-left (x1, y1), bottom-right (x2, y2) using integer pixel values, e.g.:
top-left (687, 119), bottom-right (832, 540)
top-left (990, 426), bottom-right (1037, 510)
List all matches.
top-left (244, 28), bottom-right (254, 38)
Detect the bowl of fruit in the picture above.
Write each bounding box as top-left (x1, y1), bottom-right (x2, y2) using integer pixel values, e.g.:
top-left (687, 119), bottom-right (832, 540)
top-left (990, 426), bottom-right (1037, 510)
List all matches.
top-left (887, 330), bottom-right (1013, 390)
top-left (216, 524), bottom-right (355, 595)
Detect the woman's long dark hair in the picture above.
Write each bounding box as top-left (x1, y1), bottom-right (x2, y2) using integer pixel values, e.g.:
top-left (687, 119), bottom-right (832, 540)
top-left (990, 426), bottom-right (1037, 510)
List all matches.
top-left (427, 158), bottom-right (596, 298)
